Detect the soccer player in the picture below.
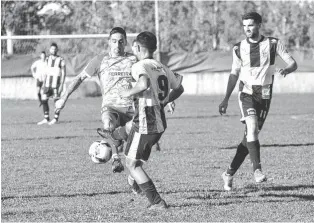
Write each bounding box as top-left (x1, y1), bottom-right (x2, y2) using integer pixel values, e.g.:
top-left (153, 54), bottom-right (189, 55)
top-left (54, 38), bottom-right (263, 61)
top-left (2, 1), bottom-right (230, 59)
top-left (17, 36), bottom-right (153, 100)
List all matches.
top-left (101, 31), bottom-right (184, 209)
top-left (218, 12), bottom-right (298, 191)
top-left (37, 43), bottom-right (66, 125)
top-left (55, 27), bottom-right (137, 173)
top-left (31, 51), bottom-right (47, 106)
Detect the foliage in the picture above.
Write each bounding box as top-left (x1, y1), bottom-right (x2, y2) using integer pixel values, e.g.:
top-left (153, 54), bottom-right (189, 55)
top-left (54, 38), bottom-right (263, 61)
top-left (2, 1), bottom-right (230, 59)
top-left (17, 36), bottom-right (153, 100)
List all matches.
top-left (1, 0), bottom-right (314, 55)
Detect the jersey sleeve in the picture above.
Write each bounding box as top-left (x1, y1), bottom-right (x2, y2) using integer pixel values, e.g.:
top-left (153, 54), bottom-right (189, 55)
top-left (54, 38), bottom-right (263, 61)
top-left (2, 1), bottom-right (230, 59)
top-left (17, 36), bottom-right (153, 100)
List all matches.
top-left (131, 62), bottom-right (147, 81)
top-left (231, 45), bottom-right (242, 75)
top-left (164, 66), bottom-right (183, 90)
top-left (31, 61), bottom-right (37, 77)
top-left (82, 55), bottom-right (102, 78)
top-left (276, 40), bottom-right (292, 64)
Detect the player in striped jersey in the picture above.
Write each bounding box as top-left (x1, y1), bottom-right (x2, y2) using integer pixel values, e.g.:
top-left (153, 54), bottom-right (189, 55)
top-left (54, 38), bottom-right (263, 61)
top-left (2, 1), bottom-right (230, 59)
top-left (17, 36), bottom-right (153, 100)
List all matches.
top-left (55, 27), bottom-right (137, 173)
top-left (37, 43), bottom-right (66, 125)
top-left (101, 32), bottom-right (184, 209)
top-left (31, 51), bottom-right (47, 106)
top-left (219, 12), bottom-right (298, 190)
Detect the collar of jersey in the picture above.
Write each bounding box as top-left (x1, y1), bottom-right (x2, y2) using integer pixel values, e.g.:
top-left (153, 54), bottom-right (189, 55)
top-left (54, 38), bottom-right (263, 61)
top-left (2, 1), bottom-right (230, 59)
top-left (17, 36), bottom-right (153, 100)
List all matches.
top-left (109, 52), bottom-right (127, 58)
top-left (246, 35), bottom-right (265, 45)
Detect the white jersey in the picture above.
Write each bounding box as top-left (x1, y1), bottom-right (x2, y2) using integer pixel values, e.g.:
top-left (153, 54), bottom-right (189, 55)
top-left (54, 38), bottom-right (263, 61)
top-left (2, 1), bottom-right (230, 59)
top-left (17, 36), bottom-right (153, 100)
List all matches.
top-left (131, 59), bottom-right (183, 134)
top-left (31, 60), bottom-right (47, 82)
top-left (232, 36), bottom-right (292, 94)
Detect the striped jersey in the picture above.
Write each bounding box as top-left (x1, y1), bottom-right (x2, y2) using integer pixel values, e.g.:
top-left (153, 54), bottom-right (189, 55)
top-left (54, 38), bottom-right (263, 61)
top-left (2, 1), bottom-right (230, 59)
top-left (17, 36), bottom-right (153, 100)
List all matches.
top-left (31, 59), bottom-right (47, 82)
top-left (45, 55), bottom-right (65, 88)
top-left (232, 36), bottom-right (292, 94)
top-left (131, 59), bottom-right (183, 134)
top-left (82, 52), bottom-right (137, 108)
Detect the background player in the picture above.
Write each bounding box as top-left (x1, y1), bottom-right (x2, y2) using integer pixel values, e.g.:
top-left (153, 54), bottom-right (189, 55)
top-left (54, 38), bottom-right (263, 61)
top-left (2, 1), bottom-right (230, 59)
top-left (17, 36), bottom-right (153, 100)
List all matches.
top-left (37, 43), bottom-right (66, 125)
top-left (218, 12), bottom-right (298, 191)
top-left (31, 51), bottom-right (47, 107)
top-left (102, 31), bottom-right (184, 209)
top-left (55, 27), bottom-right (137, 173)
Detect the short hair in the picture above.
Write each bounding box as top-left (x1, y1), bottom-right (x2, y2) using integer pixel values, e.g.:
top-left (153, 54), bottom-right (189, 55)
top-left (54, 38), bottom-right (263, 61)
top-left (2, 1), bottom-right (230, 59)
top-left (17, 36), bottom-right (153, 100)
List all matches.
top-left (135, 31), bottom-right (157, 53)
top-left (242, 12), bottom-right (262, 24)
top-left (51, 42), bottom-right (58, 49)
top-left (41, 51), bottom-right (46, 55)
top-left (109, 27), bottom-right (127, 39)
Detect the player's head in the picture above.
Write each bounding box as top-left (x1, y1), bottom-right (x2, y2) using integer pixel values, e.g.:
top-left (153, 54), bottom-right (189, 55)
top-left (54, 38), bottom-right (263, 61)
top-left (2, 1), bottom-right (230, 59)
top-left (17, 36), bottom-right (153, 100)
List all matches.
top-left (49, 42), bottom-right (58, 56)
top-left (133, 31), bottom-right (157, 60)
top-left (242, 12), bottom-right (262, 39)
top-left (109, 27), bottom-right (127, 56)
top-left (132, 39), bottom-right (138, 55)
top-left (40, 51), bottom-right (46, 60)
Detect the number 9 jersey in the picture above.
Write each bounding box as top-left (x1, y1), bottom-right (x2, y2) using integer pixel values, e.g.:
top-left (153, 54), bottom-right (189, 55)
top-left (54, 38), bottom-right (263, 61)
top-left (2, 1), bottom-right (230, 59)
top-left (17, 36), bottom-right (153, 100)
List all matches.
top-left (131, 59), bottom-right (183, 134)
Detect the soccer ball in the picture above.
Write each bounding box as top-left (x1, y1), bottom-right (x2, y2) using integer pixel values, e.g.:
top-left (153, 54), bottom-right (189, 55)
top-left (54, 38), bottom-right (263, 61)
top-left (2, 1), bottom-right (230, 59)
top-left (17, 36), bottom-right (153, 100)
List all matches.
top-left (89, 140), bottom-right (112, 164)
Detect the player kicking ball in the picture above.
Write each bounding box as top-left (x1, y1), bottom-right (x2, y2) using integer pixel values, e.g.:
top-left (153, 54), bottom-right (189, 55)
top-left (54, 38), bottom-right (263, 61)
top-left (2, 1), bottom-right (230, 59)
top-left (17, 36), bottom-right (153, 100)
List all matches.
top-left (100, 31), bottom-right (184, 209)
top-left (219, 12), bottom-right (297, 191)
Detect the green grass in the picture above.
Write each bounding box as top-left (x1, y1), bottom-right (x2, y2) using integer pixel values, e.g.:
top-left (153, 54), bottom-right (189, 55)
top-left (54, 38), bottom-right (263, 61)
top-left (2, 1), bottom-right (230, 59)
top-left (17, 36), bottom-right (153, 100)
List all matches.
top-left (2, 94), bottom-right (314, 222)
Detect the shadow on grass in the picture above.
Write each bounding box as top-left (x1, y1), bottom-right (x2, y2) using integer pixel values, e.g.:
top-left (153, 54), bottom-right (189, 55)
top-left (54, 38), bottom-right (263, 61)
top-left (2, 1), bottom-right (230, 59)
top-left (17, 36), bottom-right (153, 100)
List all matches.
top-left (1, 135), bottom-right (95, 142)
top-left (168, 114), bottom-right (237, 120)
top-left (221, 143), bottom-right (314, 150)
top-left (1, 190), bottom-right (128, 201)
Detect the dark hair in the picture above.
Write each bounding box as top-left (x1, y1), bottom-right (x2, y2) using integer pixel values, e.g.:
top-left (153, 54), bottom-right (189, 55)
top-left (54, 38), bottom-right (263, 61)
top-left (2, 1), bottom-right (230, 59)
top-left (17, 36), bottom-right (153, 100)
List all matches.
top-left (41, 51), bottom-right (46, 55)
top-left (51, 42), bottom-right (58, 48)
top-left (109, 27), bottom-right (127, 39)
top-left (242, 12), bottom-right (262, 24)
top-left (135, 31), bottom-right (157, 53)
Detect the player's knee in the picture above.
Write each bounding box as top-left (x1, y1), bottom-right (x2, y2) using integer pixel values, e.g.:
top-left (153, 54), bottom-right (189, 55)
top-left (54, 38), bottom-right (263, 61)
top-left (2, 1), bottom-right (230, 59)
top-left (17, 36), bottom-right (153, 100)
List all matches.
top-left (125, 121), bottom-right (132, 134)
top-left (42, 94), bottom-right (48, 100)
top-left (126, 157), bottom-right (142, 171)
top-left (245, 116), bottom-right (259, 141)
top-left (103, 120), bottom-right (115, 132)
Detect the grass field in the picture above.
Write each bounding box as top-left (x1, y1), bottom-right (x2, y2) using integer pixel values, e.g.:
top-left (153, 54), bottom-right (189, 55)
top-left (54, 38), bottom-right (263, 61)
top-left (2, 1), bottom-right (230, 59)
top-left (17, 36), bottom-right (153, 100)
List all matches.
top-left (1, 94), bottom-right (314, 222)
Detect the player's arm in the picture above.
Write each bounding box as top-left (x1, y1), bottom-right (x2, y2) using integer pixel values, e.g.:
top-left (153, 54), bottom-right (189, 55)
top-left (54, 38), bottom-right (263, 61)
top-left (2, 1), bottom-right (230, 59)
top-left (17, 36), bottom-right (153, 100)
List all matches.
top-left (219, 45), bottom-right (241, 115)
top-left (58, 59), bottom-right (66, 95)
top-left (31, 62), bottom-right (37, 78)
top-left (167, 85), bottom-right (184, 104)
top-left (120, 74), bottom-right (149, 98)
top-left (276, 40), bottom-right (298, 77)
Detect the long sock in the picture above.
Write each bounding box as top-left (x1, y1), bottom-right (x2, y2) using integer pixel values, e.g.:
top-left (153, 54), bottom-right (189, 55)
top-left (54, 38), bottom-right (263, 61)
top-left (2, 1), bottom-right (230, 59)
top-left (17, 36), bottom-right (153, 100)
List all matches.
top-left (247, 140), bottom-right (261, 171)
top-left (227, 142), bottom-right (249, 176)
top-left (138, 180), bottom-right (162, 205)
top-left (54, 109), bottom-right (60, 121)
top-left (113, 126), bottom-right (128, 141)
top-left (42, 100), bottom-right (49, 120)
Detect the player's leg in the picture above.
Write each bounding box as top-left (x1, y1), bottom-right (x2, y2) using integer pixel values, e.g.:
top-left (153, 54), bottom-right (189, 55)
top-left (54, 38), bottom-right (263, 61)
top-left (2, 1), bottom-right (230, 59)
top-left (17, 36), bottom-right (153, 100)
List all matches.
top-left (48, 89), bottom-right (61, 125)
top-left (97, 107), bottom-right (124, 173)
top-left (37, 89), bottom-right (50, 125)
top-left (36, 80), bottom-right (43, 107)
top-left (125, 128), bottom-right (166, 209)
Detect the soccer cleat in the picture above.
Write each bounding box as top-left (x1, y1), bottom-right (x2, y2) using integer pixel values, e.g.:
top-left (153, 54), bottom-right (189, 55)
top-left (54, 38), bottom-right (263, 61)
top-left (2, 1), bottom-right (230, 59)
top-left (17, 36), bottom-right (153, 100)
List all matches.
top-left (48, 118), bottom-right (58, 125)
top-left (112, 156), bottom-right (124, 173)
top-left (222, 171), bottom-right (233, 191)
top-left (148, 199), bottom-right (168, 210)
top-left (128, 175), bottom-right (142, 195)
top-left (37, 119), bottom-right (49, 125)
top-left (97, 128), bottom-right (122, 148)
top-left (254, 169), bottom-right (267, 183)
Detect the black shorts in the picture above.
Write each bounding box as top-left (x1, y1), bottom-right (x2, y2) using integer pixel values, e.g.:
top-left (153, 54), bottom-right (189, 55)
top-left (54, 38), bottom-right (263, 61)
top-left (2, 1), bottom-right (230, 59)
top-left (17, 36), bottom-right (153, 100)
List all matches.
top-left (238, 84), bottom-right (272, 131)
top-left (124, 126), bottom-right (163, 161)
top-left (36, 80), bottom-right (43, 88)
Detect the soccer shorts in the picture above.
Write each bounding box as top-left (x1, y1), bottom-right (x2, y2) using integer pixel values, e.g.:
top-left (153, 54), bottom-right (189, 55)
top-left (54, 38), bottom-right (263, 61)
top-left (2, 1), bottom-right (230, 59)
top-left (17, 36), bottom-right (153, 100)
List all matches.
top-left (36, 79), bottom-right (43, 88)
top-left (238, 85), bottom-right (272, 131)
top-left (124, 126), bottom-right (163, 161)
top-left (42, 87), bottom-right (59, 98)
top-left (101, 106), bottom-right (134, 131)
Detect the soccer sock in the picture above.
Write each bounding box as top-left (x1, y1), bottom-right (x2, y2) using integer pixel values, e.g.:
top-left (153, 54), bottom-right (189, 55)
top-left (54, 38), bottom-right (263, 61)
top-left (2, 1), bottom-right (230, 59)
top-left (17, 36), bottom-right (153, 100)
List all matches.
top-left (54, 109), bottom-right (60, 121)
top-left (227, 142), bottom-right (249, 176)
top-left (247, 140), bottom-right (261, 171)
top-left (42, 100), bottom-right (49, 120)
top-left (113, 126), bottom-right (128, 141)
top-left (138, 180), bottom-right (162, 205)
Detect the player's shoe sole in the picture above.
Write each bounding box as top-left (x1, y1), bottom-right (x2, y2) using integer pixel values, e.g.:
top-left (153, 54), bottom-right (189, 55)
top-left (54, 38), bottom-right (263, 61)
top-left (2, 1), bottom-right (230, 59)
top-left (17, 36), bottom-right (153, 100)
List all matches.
top-left (222, 171), bottom-right (233, 191)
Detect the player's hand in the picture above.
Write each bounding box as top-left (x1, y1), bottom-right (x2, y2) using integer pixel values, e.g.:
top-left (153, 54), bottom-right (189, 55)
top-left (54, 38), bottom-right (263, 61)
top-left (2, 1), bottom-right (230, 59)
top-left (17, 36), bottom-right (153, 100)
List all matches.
top-left (219, 99), bottom-right (228, 115)
top-left (277, 68), bottom-right (288, 77)
top-left (119, 90), bottom-right (130, 98)
top-left (167, 101), bottom-right (175, 114)
top-left (55, 98), bottom-right (66, 112)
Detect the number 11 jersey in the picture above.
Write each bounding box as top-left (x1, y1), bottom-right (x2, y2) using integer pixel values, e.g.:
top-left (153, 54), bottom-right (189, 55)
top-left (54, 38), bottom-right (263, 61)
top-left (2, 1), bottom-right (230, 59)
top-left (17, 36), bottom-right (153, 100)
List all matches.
top-left (131, 59), bottom-right (183, 134)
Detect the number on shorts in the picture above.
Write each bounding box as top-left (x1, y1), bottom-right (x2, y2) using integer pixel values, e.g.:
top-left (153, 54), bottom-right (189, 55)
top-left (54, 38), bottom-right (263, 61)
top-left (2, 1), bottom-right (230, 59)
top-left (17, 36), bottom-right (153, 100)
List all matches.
top-left (157, 75), bottom-right (169, 101)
